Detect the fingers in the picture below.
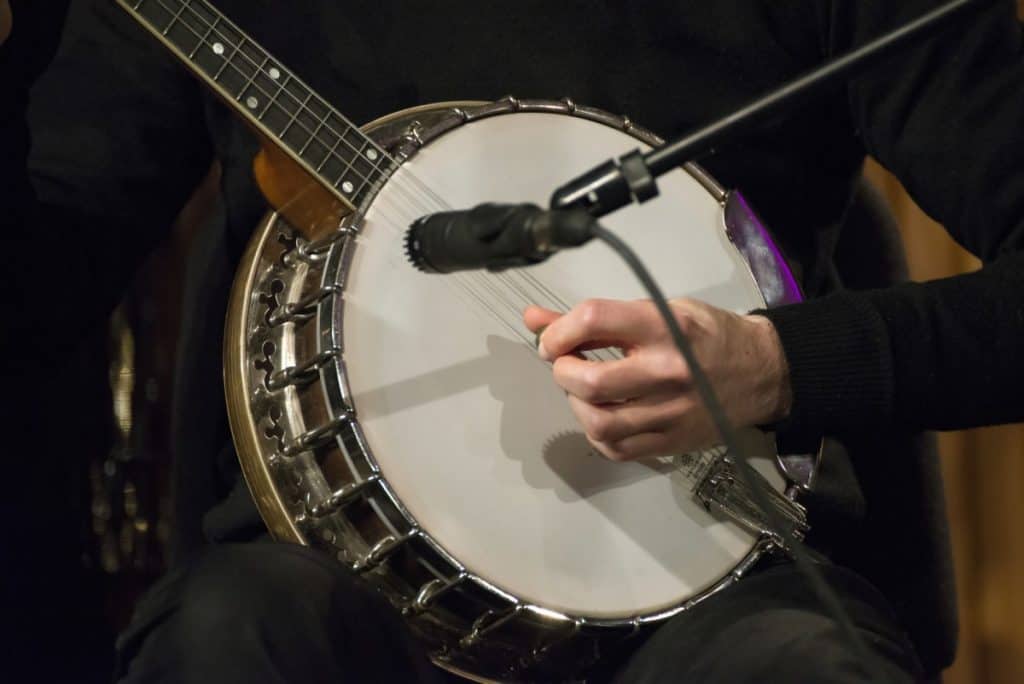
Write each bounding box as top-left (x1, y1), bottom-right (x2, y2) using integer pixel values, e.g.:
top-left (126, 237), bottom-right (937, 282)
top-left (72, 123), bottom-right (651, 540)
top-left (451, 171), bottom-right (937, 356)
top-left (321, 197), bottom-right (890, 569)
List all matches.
top-left (523, 305), bottom-right (561, 334)
top-left (537, 299), bottom-right (661, 360)
top-left (552, 352), bottom-right (687, 403)
top-left (567, 392), bottom-right (697, 445)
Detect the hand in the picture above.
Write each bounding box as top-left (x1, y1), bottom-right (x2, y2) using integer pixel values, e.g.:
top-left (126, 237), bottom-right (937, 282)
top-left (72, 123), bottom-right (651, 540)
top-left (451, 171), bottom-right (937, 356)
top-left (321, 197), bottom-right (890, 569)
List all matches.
top-left (523, 298), bottom-right (792, 461)
top-left (1, 2), bottom-right (11, 46)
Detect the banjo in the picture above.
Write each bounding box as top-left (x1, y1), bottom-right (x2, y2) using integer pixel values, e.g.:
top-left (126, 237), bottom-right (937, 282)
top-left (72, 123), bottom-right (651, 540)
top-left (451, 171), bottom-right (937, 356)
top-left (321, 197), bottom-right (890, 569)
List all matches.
top-left (121, 0), bottom-right (813, 680)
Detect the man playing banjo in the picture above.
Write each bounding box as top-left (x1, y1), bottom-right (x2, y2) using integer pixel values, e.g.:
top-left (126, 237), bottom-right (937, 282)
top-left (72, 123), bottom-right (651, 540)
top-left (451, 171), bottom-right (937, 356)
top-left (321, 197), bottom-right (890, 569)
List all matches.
top-left (5, 0), bottom-right (1024, 681)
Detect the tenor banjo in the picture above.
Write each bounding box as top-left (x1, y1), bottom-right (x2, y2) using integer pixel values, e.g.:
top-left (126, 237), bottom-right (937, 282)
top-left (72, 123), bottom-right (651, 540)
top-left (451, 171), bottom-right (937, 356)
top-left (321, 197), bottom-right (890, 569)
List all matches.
top-left (122, 0), bottom-right (813, 680)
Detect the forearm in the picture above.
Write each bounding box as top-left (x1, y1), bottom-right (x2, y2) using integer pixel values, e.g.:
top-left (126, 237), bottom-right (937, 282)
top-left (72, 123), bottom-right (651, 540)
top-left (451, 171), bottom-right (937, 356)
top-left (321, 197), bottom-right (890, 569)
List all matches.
top-left (763, 252), bottom-right (1024, 437)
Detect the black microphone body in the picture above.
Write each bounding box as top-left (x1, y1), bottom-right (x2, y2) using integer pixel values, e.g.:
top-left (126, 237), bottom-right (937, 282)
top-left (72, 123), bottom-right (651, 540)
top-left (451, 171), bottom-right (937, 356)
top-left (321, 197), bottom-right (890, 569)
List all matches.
top-left (405, 203), bottom-right (595, 274)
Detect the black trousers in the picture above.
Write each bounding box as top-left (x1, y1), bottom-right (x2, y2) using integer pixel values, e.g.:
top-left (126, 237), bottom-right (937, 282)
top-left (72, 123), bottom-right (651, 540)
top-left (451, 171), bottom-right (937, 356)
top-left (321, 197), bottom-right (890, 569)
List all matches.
top-left (114, 542), bottom-right (924, 683)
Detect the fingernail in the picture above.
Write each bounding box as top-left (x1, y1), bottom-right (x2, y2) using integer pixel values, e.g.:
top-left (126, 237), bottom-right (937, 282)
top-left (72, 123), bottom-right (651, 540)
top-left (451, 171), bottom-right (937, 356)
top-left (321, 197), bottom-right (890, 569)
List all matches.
top-left (534, 326), bottom-right (551, 360)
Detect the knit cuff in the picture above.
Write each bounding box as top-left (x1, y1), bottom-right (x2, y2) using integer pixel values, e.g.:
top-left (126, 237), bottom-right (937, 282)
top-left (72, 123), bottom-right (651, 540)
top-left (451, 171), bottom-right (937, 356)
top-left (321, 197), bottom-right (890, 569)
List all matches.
top-left (756, 290), bottom-right (894, 437)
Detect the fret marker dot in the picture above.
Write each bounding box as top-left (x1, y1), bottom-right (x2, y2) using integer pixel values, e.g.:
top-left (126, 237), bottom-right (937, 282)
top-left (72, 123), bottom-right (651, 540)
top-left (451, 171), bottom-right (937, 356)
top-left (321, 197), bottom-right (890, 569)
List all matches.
top-left (366, 149), bottom-right (379, 161)
top-left (212, 42), bottom-right (225, 55)
top-left (341, 181), bottom-right (355, 194)
top-left (269, 67), bottom-right (281, 80)
top-left (246, 96), bottom-right (259, 110)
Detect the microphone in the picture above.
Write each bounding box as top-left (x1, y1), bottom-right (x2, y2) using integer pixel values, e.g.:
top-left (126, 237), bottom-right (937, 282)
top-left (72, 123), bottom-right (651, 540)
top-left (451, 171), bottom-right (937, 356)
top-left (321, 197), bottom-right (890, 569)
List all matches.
top-left (405, 203), bottom-right (595, 273)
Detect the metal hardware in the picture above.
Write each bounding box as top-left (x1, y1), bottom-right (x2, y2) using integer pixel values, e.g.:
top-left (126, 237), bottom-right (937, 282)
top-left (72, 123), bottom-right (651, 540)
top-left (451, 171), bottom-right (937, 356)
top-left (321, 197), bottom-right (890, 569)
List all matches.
top-left (459, 606), bottom-right (522, 649)
top-left (404, 573), bottom-right (469, 616)
top-left (280, 409), bottom-right (353, 458)
top-left (307, 474), bottom-right (380, 518)
top-left (302, 224), bottom-right (358, 259)
top-left (288, 238), bottom-right (327, 265)
top-left (522, 617), bottom-right (582, 667)
top-left (402, 121), bottom-right (425, 148)
top-left (266, 348), bottom-right (339, 391)
top-left (352, 530), bottom-right (419, 573)
top-left (267, 284), bottom-right (341, 326)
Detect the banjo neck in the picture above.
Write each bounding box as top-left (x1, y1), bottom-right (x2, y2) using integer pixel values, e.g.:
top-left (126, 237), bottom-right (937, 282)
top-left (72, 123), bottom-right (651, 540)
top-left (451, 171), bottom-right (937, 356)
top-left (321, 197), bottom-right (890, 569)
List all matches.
top-left (117, 0), bottom-right (389, 213)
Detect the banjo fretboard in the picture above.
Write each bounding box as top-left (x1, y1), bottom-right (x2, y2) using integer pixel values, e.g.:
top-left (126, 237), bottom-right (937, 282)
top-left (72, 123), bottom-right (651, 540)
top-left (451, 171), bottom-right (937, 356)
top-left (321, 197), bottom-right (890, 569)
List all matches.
top-left (119, 0), bottom-right (390, 210)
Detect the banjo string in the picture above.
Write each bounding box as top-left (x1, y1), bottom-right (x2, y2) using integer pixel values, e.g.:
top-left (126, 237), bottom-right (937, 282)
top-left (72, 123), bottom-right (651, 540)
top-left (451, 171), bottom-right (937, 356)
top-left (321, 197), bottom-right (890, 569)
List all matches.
top-left (366, 188), bottom-right (620, 361)
top-left (378, 170), bottom-right (601, 345)
top-left (368, 178), bottom-right (620, 363)
top-left (375, 168), bottom-right (620, 353)
top-left (157, 0), bottom-right (616, 359)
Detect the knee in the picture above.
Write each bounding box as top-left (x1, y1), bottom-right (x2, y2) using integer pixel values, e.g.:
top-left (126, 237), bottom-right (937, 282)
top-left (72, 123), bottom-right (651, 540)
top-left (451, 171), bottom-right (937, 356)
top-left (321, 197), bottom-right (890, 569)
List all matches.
top-left (689, 610), bottom-right (919, 683)
top-left (119, 543), bottom-right (433, 683)
top-left (172, 543), bottom-right (352, 651)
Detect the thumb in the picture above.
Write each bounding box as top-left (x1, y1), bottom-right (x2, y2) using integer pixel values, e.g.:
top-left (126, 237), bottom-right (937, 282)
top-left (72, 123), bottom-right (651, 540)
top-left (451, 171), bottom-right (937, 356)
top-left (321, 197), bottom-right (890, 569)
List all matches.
top-left (523, 305), bottom-right (562, 334)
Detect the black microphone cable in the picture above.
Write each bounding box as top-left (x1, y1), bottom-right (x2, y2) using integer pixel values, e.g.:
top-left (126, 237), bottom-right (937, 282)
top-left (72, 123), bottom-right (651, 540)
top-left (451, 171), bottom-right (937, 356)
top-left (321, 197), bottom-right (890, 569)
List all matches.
top-left (586, 221), bottom-right (886, 681)
top-left (406, 205), bottom-right (890, 678)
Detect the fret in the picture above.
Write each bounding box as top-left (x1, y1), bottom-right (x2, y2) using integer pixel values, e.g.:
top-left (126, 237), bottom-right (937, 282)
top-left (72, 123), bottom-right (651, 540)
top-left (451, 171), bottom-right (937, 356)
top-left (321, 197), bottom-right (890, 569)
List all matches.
top-left (331, 115), bottom-right (379, 185)
top-left (186, 11), bottom-right (219, 59)
top-left (297, 105), bottom-right (342, 171)
top-left (285, 92), bottom-right (314, 136)
top-left (333, 156), bottom-right (363, 198)
top-left (324, 112), bottom-right (360, 158)
top-left (258, 82), bottom-right (297, 138)
top-left (281, 78), bottom-right (314, 119)
top-left (251, 64), bottom-right (286, 119)
top-left (120, 0), bottom-right (391, 209)
top-left (315, 138), bottom-right (351, 190)
top-left (160, 1), bottom-right (187, 36)
top-left (298, 119), bottom-right (326, 157)
top-left (235, 51), bottom-right (269, 112)
top-left (134, 0), bottom-right (175, 37)
top-left (211, 39), bottom-right (241, 82)
top-left (316, 129), bottom-right (346, 174)
top-left (238, 40), bottom-right (268, 72)
top-left (161, 0), bottom-right (208, 60)
top-left (347, 146), bottom-right (378, 189)
top-left (295, 96), bottom-right (334, 168)
top-left (184, 0), bottom-right (218, 28)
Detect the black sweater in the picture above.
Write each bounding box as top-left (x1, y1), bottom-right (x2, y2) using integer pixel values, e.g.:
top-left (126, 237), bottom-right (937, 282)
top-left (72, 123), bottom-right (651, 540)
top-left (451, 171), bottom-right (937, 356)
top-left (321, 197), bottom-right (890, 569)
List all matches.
top-left (5, 0), bottom-right (1024, 674)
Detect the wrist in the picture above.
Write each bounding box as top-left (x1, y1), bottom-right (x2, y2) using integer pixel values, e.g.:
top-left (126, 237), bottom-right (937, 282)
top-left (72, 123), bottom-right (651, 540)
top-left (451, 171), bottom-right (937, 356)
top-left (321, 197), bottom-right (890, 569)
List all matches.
top-left (746, 314), bottom-right (792, 424)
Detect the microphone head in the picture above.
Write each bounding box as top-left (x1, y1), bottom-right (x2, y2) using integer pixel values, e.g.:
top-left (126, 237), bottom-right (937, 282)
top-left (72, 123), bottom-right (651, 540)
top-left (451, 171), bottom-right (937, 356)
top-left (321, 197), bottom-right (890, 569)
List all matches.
top-left (404, 217), bottom-right (438, 273)
top-left (404, 203), bottom-right (544, 274)
top-left (403, 203), bottom-right (593, 274)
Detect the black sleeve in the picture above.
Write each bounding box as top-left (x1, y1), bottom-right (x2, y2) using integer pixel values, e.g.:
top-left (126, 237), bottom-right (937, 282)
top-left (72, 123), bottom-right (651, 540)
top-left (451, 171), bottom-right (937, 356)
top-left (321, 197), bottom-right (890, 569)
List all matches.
top-left (757, 0), bottom-right (1024, 436)
top-left (763, 252), bottom-right (1024, 435)
top-left (1, 0), bottom-right (213, 367)
top-left (833, 0), bottom-right (1024, 259)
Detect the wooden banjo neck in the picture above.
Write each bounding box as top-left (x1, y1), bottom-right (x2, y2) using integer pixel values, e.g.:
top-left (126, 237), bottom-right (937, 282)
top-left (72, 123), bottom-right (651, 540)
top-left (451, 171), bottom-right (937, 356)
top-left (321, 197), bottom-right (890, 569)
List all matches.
top-left (117, 0), bottom-right (390, 239)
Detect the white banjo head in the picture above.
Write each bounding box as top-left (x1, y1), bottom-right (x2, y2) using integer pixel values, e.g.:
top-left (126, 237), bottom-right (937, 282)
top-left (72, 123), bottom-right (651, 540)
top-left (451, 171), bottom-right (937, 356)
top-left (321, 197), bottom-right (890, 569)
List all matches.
top-left (340, 111), bottom-right (784, 619)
